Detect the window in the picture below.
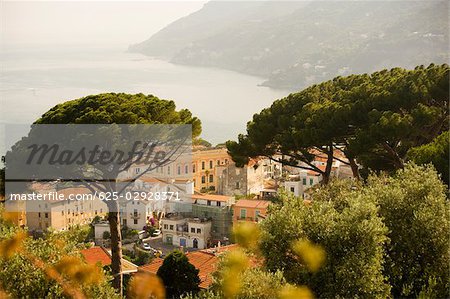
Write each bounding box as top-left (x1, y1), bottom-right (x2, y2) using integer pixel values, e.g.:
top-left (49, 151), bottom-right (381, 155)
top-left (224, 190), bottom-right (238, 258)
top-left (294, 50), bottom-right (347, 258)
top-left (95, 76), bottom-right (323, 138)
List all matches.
top-left (202, 161), bottom-right (205, 170)
top-left (61, 210), bottom-right (64, 216)
top-left (167, 166), bottom-right (171, 175)
top-left (135, 168), bottom-right (141, 174)
top-left (255, 210), bottom-right (260, 218)
top-left (201, 176), bottom-right (206, 184)
top-left (169, 225), bottom-right (174, 230)
top-left (45, 213), bottom-right (48, 219)
top-left (290, 187), bottom-right (295, 192)
top-left (209, 160), bottom-right (213, 168)
top-left (193, 179), bottom-right (196, 187)
top-left (134, 219), bottom-right (138, 225)
top-left (302, 178), bottom-right (307, 185)
top-left (164, 224), bottom-right (168, 229)
top-left (225, 159), bottom-right (228, 164)
top-left (177, 165), bottom-right (181, 175)
top-left (209, 174), bottom-right (214, 183)
top-left (235, 182), bottom-right (240, 189)
top-left (38, 212), bottom-right (41, 218)
top-left (217, 160), bottom-right (221, 165)
top-left (240, 209), bottom-right (247, 219)
top-left (216, 201), bottom-right (221, 207)
top-left (207, 200), bottom-right (211, 206)
top-left (192, 164), bottom-right (196, 173)
top-left (191, 227), bottom-right (195, 233)
top-left (185, 165), bottom-right (189, 173)
top-left (310, 178), bottom-right (314, 185)
top-left (196, 228), bottom-right (201, 234)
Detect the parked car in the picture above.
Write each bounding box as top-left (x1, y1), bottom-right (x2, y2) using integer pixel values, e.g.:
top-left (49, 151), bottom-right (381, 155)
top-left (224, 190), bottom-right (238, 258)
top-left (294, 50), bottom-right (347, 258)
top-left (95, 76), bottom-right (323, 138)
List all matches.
top-left (152, 229), bottom-right (161, 237)
top-left (142, 243), bottom-right (151, 250)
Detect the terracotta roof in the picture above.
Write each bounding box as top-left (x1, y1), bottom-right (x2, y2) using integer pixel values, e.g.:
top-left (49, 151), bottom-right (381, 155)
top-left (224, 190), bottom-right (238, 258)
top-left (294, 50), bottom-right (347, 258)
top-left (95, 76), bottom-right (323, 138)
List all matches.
top-left (81, 246), bottom-right (138, 274)
top-left (200, 244), bottom-right (239, 255)
top-left (186, 251), bottom-right (217, 288)
top-left (81, 246), bottom-right (111, 266)
top-left (307, 170), bottom-right (322, 176)
top-left (191, 194), bottom-right (233, 202)
top-left (138, 177), bottom-right (167, 184)
top-left (234, 199), bottom-right (270, 209)
top-left (139, 245), bottom-right (239, 289)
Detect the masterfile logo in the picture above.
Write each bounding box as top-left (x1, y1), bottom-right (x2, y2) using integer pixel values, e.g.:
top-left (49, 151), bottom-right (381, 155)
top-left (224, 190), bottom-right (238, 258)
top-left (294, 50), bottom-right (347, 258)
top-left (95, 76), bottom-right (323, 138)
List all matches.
top-left (3, 124), bottom-right (193, 212)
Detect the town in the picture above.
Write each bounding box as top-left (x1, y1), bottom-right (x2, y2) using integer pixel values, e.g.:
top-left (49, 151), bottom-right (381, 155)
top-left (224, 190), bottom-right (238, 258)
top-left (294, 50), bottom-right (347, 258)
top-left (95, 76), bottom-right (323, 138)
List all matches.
top-left (4, 143), bottom-right (355, 290)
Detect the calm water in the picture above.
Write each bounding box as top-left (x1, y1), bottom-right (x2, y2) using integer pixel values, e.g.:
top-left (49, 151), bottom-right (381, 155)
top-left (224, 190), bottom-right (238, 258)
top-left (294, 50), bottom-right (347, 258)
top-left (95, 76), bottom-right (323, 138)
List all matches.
top-left (0, 44), bottom-right (292, 145)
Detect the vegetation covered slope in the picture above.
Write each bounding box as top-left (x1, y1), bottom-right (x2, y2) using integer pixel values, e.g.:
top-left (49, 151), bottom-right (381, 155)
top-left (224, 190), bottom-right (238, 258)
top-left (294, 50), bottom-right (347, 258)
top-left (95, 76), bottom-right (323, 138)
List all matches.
top-left (130, 1), bottom-right (448, 90)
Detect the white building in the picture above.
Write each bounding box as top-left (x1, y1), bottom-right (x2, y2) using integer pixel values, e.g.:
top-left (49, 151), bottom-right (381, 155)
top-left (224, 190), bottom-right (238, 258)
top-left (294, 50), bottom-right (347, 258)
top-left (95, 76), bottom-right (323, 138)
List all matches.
top-left (161, 215), bottom-right (212, 249)
top-left (284, 180), bottom-right (304, 197)
top-left (120, 177), bottom-right (194, 230)
top-left (93, 222), bottom-right (110, 246)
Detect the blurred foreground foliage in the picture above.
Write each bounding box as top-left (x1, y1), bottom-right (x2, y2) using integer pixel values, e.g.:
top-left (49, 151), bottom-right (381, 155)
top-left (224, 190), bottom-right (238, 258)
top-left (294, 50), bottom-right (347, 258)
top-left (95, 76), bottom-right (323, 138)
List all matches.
top-left (0, 216), bottom-right (119, 299)
top-left (186, 164), bottom-right (449, 299)
top-left (1, 164), bottom-right (448, 298)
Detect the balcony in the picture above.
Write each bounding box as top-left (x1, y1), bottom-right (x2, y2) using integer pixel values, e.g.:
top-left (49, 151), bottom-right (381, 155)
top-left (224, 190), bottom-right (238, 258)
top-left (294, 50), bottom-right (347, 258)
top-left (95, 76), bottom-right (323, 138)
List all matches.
top-left (236, 216), bottom-right (255, 221)
top-left (130, 213), bottom-right (141, 219)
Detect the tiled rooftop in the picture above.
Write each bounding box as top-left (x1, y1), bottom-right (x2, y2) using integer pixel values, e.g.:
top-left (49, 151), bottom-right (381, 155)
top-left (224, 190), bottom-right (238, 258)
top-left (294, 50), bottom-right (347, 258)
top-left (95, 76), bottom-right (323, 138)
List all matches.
top-left (234, 199), bottom-right (270, 209)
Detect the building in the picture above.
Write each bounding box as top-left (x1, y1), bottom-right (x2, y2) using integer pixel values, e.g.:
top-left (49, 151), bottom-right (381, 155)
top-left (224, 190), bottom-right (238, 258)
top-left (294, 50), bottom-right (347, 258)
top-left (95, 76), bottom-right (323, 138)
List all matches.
top-left (190, 193), bottom-right (234, 242)
top-left (192, 148), bottom-right (231, 193)
top-left (232, 199), bottom-right (270, 226)
top-left (120, 177), bottom-right (194, 230)
top-left (93, 222), bottom-right (110, 246)
top-left (217, 158), bottom-right (282, 197)
top-left (160, 215), bottom-right (212, 249)
top-left (3, 199), bottom-right (27, 227)
top-left (139, 244), bottom-right (243, 289)
top-left (25, 187), bottom-right (108, 232)
top-left (283, 180), bottom-right (304, 197)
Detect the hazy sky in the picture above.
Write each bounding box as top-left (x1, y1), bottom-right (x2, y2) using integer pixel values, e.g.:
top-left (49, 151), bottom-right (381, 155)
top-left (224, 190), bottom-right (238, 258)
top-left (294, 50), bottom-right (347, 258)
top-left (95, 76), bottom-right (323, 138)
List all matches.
top-left (1, 1), bottom-right (208, 46)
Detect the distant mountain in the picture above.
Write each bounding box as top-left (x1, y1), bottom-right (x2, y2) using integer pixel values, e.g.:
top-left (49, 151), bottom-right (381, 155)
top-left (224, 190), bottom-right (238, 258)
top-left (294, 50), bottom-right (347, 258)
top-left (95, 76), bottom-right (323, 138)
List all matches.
top-left (130, 1), bottom-right (449, 90)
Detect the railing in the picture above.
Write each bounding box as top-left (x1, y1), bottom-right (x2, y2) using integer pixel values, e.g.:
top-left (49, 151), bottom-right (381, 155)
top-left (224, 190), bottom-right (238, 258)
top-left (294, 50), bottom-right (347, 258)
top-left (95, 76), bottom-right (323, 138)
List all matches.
top-left (130, 213), bottom-right (141, 219)
top-left (237, 216), bottom-right (255, 221)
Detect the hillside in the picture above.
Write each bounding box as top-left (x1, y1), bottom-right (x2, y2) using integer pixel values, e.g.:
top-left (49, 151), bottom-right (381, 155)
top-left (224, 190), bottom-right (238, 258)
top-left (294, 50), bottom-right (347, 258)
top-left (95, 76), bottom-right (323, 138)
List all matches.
top-left (130, 1), bottom-right (449, 90)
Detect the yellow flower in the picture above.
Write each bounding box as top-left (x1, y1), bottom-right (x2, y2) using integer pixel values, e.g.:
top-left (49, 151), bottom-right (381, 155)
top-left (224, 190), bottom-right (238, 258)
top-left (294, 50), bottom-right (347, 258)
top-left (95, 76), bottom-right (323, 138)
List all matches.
top-left (232, 222), bottom-right (260, 251)
top-left (0, 231), bottom-right (27, 260)
top-left (222, 249), bottom-right (249, 273)
top-left (279, 285), bottom-right (314, 299)
top-left (54, 256), bottom-right (103, 285)
top-left (292, 239), bottom-right (326, 273)
top-left (127, 272), bottom-right (166, 299)
top-left (220, 249), bottom-right (249, 299)
top-left (221, 269), bottom-right (241, 299)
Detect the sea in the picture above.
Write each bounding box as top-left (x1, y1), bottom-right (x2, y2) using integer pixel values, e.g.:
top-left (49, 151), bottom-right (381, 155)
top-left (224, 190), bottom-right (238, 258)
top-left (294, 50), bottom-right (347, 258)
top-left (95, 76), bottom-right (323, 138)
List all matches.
top-left (0, 43), bottom-right (292, 146)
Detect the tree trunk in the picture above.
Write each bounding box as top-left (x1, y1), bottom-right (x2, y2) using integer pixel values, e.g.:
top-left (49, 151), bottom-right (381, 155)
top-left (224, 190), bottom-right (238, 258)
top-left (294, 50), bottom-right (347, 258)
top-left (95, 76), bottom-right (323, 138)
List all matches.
top-left (321, 172), bottom-right (330, 185)
top-left (348, 156), bottom-right (360, 181)
top-left (321, 145), bottom-right (334, 185)
top-left (382, 142), bottom-right (404, 169)
top-left (108, 210), bottom-right (123, 295)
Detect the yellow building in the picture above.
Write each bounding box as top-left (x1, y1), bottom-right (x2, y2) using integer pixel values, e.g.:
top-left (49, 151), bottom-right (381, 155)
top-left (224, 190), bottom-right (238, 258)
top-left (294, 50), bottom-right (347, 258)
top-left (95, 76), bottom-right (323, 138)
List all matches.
top-left (192, 148), bottom-right (231, 193)
top-left (3, 199), bottom-right (27, 227)
top-left (25, 187), bottom-right (108, 232)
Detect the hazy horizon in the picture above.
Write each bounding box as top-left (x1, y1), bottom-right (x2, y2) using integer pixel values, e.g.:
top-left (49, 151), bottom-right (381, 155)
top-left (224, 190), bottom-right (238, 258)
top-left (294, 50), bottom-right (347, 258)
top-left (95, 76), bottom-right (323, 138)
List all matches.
top-left (1, 1), bottom-right (207, 47)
